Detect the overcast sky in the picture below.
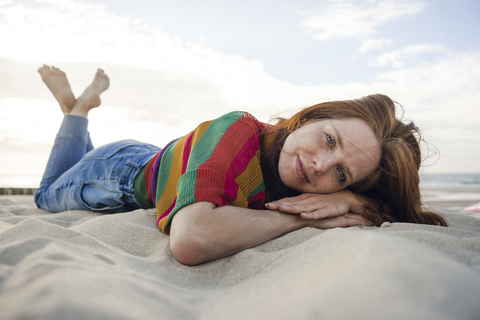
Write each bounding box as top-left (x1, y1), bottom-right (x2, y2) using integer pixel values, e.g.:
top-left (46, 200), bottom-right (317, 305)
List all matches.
top-left (0, 0), bottom-right (479, 187)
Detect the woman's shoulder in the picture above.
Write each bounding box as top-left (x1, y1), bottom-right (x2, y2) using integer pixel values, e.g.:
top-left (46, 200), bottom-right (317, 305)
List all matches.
top-left (191, 111), bottom-right (265, 152)
top-left (214, 111), bottom-right (265, 131)
top-left (186, 111), bottom-right (266, 151)
top-left (217, 111), bottom-right (259, 121)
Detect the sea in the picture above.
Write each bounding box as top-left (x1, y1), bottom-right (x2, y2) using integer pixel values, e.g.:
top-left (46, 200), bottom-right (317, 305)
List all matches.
top-left (419, 173), bottom-right (480, 188)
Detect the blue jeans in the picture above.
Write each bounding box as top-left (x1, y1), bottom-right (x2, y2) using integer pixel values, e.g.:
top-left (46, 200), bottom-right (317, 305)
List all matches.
top-left (34, 115), bottom-right (159, 213)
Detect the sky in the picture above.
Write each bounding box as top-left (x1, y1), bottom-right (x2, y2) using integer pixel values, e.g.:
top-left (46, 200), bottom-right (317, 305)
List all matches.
top-left (0, 0), bottom-right (479, 187)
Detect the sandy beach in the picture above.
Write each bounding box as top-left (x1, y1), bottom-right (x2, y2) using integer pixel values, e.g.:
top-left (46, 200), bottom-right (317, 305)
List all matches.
top-left (1, 188), bottom-right (479, 320)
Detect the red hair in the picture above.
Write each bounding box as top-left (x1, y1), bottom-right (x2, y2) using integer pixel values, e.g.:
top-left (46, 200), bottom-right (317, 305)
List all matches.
top-left (261, 94), bottom-right (447, 227)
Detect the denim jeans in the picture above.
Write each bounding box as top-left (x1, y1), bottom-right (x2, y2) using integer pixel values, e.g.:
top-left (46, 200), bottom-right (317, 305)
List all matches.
top-left (34, 115), bottom-right (159, 213)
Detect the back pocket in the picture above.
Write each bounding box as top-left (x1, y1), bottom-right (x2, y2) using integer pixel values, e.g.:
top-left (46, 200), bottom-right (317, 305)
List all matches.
top-left (79, 181), bottom-right (124, 211)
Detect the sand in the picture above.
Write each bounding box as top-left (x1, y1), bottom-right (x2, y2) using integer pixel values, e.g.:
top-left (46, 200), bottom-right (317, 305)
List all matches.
top-left (1, 190), bottom-right (480, 320)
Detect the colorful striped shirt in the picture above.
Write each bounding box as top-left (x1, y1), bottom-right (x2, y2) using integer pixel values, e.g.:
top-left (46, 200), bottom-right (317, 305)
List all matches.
top-left (134, 111), bottom-right (278, 234)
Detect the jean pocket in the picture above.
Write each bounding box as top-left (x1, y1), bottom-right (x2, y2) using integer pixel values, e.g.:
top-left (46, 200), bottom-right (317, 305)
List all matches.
top-left (83, 140), bottom-right (141, 161)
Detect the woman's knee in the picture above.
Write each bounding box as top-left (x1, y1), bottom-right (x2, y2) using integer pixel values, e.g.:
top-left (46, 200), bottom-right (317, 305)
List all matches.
top-left (33, 184), bottom-right (81, 213)
top-left (33, 185), bottom-right (61, 212)
top-left (33, 187), bottom-right (43, 209)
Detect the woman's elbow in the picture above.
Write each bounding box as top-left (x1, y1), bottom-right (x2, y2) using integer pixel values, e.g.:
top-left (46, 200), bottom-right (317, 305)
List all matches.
top-left (169, 204), bottom-right (217, 266)
top-left (170, 231), bottom-right (210, 266)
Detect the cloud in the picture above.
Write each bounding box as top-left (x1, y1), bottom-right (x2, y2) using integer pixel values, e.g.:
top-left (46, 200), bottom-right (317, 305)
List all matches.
top-left (372, 50), bottom-right (480, 171)
top-left (301, 0), bottom-right (424, 40)
top-left (0, 0), bottom-right (302, 115)
top-left (300, 0), bottom-right (424, 54)
top-left (356, 38), bottom-right (392, 55)
top-left (371, 44), bottom-right (447, 67)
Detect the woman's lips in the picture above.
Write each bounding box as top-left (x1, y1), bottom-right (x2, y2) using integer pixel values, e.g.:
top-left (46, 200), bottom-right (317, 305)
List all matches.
top-left (296, 156), bottom-right (309, 183)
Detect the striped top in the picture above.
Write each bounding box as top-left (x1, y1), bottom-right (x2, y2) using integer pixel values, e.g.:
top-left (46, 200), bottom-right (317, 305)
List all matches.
top-left (134, 111), bottom-right (278, 233)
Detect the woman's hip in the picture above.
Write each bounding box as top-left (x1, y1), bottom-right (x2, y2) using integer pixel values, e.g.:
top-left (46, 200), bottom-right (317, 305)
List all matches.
top-left (80, 140), bottom-right (160, 184)
top-left (35, 140), bottom-right (160, 212)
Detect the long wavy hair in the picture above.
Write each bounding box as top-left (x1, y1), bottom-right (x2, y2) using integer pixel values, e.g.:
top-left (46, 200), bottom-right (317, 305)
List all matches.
top-left (260, 94), bottom-right (447, 227)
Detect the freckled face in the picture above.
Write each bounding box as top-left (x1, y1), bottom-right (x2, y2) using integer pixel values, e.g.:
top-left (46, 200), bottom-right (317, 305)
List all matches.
top-left (278, 118), bottom-right (381, 194)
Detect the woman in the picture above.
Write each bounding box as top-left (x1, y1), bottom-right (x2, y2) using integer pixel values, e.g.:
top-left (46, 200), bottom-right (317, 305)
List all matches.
top-left (34, 65), bottom-right (447, 265)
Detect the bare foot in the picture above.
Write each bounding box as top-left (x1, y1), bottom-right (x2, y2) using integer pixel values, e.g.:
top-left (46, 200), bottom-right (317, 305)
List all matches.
top-left (70, 69), bottom-right (110, 118)
top-left (38, 65), bottom-right (76, 114)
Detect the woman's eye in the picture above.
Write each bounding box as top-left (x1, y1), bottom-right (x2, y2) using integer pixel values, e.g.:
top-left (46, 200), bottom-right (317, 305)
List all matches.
top-left (326, 134), bottom-right (334, 146)
top-left (338, 168), bottom-right (346, 183)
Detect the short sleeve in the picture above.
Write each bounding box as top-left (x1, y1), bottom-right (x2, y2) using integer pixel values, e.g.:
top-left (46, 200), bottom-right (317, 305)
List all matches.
top-left (156, 112), bottom-right (266, 233)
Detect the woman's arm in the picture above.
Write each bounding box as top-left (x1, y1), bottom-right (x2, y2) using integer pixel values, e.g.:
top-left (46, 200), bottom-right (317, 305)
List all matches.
top-left (169, 201), bottom-right (370, 265)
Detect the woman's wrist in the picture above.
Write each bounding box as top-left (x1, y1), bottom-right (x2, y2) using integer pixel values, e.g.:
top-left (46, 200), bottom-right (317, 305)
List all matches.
top-left (347, 191), bottom-right (369, 214)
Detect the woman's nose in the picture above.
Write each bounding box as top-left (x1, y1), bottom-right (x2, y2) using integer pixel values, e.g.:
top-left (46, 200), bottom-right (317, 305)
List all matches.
top-left (312, 154), bottom-right (335, 174)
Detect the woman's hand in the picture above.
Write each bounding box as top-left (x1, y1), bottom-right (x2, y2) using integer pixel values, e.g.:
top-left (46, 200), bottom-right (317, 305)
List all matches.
top-left (265, 190), bottom-right (369, 221)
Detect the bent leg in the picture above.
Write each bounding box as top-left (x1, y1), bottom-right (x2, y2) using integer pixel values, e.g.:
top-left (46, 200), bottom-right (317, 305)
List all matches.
top-left (35, 115), bottom-right (90, 210)
top-left (86, 132), bottom-right (94, 153)
top-left (39, 115), bottom-right (89, 187)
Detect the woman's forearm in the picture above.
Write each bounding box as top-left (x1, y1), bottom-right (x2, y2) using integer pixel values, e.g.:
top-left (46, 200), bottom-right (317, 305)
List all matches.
top-left (169, 202), bottom-right (310, 265)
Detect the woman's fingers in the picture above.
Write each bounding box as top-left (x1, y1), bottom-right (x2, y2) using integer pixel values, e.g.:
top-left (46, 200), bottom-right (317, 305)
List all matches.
top-left (266, 193), bottom-right (374, 229)
top-left (280, 200), bottom-right (328, 215)
top-left (299, 205), bottom-right (341, 219)
top-left (265, 194), bottom-right (315, 209)
top-left (312, 213), bottom-right (373, 229)
top-left (266, 194), bottom-right (325, 211)
top-left (265, 193), bottom-right (350, 219)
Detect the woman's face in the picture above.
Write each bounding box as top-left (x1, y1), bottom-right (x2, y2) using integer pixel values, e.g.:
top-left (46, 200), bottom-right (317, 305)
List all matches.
top-left (278, 118), bottom-right (381, 194)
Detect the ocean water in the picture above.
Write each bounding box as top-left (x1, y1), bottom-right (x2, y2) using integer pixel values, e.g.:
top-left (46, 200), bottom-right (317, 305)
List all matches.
top-left (420, 173), bottom-right (480, 188)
